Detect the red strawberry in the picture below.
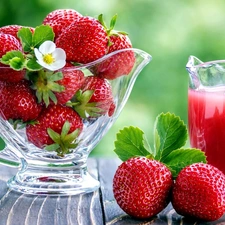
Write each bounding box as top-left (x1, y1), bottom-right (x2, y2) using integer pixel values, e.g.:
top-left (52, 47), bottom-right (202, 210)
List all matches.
top-left (0, 33), bottom-right (25, 82)
top-left (0, 25), bottom-right (34, 41)
top-left (92, 28), bottom-right (135, 79)
top-left (0, 80), bottom-right (14, 119)
top-left (71, 76), bottom-right (115, 118)
top-left (56, 16), bottom-right (108, 64)
top-left (26, 104), bottom-right (83, 156)
top-left (113, 157), bottom-right (173, 219)
top-left (108, 34), bottom-right (132, 53)
top-left (0, 80), bottom-right (42, 121)
top-left (28, 67), bottom-right (85, 106)
top-left (0, 33), bottom-right (22, 56)
top-left (43, 9), bottom-right (82, 39)
top-left (172, 163), bottom-right (225, 221)
top-left (55, 67), bottom-right (85, 104)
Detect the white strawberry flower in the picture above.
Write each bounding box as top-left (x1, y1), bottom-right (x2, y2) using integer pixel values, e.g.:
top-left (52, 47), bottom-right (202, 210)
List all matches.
top-left (34, 40), bottom-right (66, 71)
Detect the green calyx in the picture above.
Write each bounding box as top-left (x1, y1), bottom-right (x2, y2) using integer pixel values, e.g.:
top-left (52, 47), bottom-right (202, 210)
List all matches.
top-left (67, 90), bottom-right (104, 119)
top-left (45, 121), bottom-right (80, 157)
top-left (28, 69), bottom-right (65, 107)
top-left (114, 112), bottom-right (207, 179)
top-left (98, 14), bottom-right (128, 46)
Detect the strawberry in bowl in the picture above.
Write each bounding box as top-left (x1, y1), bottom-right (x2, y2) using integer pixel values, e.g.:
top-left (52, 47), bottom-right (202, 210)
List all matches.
top-left (0, 9), bottom-right (151, 195)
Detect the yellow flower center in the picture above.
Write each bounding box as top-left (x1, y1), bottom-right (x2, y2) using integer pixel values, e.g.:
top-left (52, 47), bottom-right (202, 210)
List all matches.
top-left (43, 53), bottom-right (55, 65)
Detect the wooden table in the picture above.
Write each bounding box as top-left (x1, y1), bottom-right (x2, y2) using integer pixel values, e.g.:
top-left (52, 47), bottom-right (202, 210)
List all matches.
top-left (0, 158), bottom-right (224, 225)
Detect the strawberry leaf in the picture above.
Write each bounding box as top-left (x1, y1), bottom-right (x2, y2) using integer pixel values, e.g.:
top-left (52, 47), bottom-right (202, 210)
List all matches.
top-left (1, 50), bottom-right (25, 70)
top-left (26, 58), bottom-right (42, 71)
top-left (114, 126), bottom-right (152, 161)
top-left (17, 27), bottom-right (33, 52)
top-left (0, 136), bottom-right (6, 151)
top-left (32, 25), bottom-right (54, 48)
top-left (163, 148), bottom-right (207, 178)
top-left (154, 112), bottom-right (187, 161)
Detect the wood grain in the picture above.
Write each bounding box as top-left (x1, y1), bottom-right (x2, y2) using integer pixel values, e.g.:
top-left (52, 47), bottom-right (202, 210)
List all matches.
top-left (0, 158), bottom-right (224, 225)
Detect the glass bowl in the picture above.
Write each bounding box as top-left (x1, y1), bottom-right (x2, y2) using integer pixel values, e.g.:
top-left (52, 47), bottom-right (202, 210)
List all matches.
top-left (0, 48), bottom-right (151, 195)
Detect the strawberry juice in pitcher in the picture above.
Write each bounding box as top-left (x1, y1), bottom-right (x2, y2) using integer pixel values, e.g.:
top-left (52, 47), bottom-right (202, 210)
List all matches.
top-left (187, 56), bottom-right (225, 174)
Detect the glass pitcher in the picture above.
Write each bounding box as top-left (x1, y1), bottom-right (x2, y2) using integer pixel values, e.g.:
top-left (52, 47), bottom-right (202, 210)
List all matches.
top-left (186, 55), bottom-right (225, 174)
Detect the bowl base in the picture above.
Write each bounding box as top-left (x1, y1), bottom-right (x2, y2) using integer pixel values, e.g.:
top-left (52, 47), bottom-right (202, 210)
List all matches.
top-left (7, 166), bottom-right (100, 196)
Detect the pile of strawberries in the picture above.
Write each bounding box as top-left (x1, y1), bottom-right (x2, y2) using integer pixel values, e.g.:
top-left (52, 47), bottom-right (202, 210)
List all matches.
top-left (113, 157), bottom-right (225, 222)
top-left (112, 118), bottom-right (225, 222)
top-left (0, 9), bottom-right (135, 157)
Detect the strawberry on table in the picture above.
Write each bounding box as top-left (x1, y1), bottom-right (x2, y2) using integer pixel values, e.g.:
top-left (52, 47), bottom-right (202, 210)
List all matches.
top-left (55, 16), bottom-right (109, 64)
top-left (112, 113), bottom-right (208, 220)
top-left (43, 9), bottom-right (83, 40)
top-left (26, 104), bottom-right (83, 156)
top-left (113, 157), bottom-right (173, 219)
top-left (172, 163), bottom-right (225, 221)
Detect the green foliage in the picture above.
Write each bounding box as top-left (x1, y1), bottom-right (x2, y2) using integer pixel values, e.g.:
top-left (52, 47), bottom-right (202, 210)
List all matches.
top-left (114, 112), bottom-right (207, 178)
top-left (1, 0), bottom-right (225, 156)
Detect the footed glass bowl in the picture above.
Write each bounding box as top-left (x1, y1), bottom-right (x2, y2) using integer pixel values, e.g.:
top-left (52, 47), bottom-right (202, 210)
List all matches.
top-left (0, 48), bottom-right (151, 195)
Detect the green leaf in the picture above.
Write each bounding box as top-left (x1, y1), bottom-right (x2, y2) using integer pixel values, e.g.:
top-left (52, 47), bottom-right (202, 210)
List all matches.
top-left (154, 112), bottom-right (188, 161)
top-left (17, 27), bottom-right (33, 52)
top-left (32, 25), bottom-right (54, 48)
top-left (114, 126), bottom-right (152, 161)
top-left (0, 136), bottom-right (6, 151)
top-left (1, 50), bottom-right (25, 70)
top-left (163, 148), bottom-right (207, 178)
top-left (26, 58), bottom-right (42, 71)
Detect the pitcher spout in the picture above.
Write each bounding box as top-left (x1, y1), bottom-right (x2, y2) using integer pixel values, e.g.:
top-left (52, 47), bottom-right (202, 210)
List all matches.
top-left (186, 56), bottom-right (204, 89)
top-left (186, 55), bottom-right (225, 89)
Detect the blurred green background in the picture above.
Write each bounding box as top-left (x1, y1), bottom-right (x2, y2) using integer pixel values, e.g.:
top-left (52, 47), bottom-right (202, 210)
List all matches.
top-left (1, 0), bottom-right (225, 157)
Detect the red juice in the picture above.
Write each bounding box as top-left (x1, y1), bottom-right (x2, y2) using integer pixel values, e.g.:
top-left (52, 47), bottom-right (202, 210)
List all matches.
top-left (188, 88), bottom-right (225, 174)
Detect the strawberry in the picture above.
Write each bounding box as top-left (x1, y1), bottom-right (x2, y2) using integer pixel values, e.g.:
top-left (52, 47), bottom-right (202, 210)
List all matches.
top-left (0, 25), bottom-right (34, 41)
top-left (43, 9), bottom-right (82, 40)
top-left (28, 67), bottom-right (85, 106)
top-left (108, 34), bottom-right (132, 53)
top-left (113, 157), bottom-right (173, 219)
top-left (26, 104), bottom-right (83, 156)
top-left (55, 16), bottom-right (108, 64)
top-left (0, 33), bottom-right (22, 56)
top-left (172, 163), bottom-right (225, 221)
top-left (112, 114), bottom-right (208, 220)
top-left (70, 76), bottom-right (115, 118)
top-left (0, 80), bottom-right (42, 121)
top-left (0, 33), bottom-right (25, 82)
top-left (55, 67), bottom-right (85, 104)
top-left (91, 17), bottom-right (135, 79)
top-left (0, 80), bottom-right (14, 119)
